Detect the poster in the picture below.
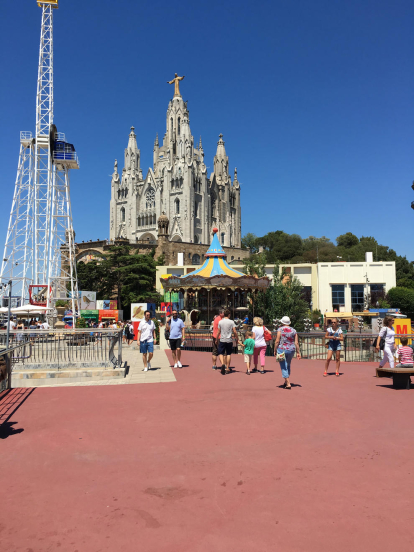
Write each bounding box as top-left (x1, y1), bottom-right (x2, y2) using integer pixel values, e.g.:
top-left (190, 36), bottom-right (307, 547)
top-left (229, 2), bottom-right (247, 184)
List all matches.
top-left (109, 300), bottom-right (117, 310)
top-left (394, 319), bottom-right (412, 346)
top-left (161, 302), bottom-right (173, 316)
top-left (80, 291), bottom-right (96, 310)
top-left (96, 300), bottom-right (104, 310)
top-left (131, 303), bottom-right (156, 320)
top-left (131, 303), bottom-right (146, 321)
top-left (102, 300), bottom-right (111, 309)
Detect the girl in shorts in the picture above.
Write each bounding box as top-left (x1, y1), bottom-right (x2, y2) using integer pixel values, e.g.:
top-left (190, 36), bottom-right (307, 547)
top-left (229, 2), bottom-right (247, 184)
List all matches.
top-left (324, 318), bottom-right (343, 377)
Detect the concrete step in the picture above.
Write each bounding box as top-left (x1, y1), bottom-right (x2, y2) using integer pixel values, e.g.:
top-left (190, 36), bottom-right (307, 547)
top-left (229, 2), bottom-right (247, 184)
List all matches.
top-left (12, 366), bottom-right (127, 388)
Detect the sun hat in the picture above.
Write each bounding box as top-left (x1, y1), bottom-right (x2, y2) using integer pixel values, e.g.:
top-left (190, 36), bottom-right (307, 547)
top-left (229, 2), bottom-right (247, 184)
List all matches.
top-left (280, 316), bottom-right (291, 325)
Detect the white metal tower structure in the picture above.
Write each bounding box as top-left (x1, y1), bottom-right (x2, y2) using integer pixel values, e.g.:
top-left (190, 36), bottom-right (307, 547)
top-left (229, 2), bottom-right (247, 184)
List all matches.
top-left (0, 0), bottom-right (79, 317)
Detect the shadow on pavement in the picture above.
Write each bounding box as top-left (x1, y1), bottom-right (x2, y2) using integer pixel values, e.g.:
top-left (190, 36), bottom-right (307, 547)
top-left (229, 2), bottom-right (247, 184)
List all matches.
top-left (0, 388), bottom-right (35, 439)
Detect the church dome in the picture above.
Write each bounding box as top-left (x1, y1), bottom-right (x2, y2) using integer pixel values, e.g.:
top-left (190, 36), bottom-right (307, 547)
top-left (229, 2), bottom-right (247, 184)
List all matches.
top-left (158, 212), bottom-right (169, 223)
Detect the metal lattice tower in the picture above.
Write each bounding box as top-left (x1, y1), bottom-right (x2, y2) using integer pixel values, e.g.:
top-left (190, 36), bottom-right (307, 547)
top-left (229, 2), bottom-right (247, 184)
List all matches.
top-left (0, 1), bottom-right (79, 315)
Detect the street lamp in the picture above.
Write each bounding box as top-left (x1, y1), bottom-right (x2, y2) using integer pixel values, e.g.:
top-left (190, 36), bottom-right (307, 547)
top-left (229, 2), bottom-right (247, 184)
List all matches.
top-left (357, 316), bottom-right (364, 334)
top-left (1, 280), bottom-right (13, 348)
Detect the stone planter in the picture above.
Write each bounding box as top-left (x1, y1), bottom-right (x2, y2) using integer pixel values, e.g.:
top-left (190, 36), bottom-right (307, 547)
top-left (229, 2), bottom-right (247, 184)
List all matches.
top-left (55, 306), bottom-right (66, 329)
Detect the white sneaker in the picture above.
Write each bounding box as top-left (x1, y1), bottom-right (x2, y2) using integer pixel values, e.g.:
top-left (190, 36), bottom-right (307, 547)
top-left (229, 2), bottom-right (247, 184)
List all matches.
top-left (177, 361), bottom-right (182, 368)
top-left (144, 366), bottom-right (148, 372)
top-left (147, 362), bottom-right (151, 371)
top-left (174, 363), bottom-right (178, 368)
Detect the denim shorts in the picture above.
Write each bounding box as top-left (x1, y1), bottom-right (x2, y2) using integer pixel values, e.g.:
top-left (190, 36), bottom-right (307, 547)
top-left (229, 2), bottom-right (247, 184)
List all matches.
top-left (329, 341), bottom-right (341, 351)
top-left (140, 340), bottom-right (154, 354)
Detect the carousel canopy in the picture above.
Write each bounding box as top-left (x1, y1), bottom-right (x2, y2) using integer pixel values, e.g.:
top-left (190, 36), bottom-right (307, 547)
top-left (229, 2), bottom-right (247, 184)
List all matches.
top-left (161, 229), bottom-right (270, 291)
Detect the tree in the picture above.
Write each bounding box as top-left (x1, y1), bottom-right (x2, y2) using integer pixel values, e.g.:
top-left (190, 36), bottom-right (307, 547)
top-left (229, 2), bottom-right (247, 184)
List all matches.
top-left (242, 253), bottom-right (267, 277)
top-left (256, 231), bottom-right (303, 262)
top-left (336, 233), bottom-right (359, 248)
top-left (76, 244), bottom-right (161, 313)
top-left (254, 265), bottom-right (309, 330)
top-left (386, 287), bottom-right (414, 319)
top-left (241, 233), bottom-right (259, 254)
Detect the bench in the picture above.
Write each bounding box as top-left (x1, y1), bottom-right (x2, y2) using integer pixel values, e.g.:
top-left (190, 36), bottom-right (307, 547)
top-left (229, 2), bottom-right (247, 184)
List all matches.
top-left (376, 366), bottom-right (414, 389)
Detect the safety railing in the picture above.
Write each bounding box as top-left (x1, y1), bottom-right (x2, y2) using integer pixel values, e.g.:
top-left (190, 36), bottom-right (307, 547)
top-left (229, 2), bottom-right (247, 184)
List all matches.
top-left (182, 330), bottom-right (414, 363)
top-left (0, 342), bottom-right (32, 393)
top-left (0, 329), bottom-right (123, 369)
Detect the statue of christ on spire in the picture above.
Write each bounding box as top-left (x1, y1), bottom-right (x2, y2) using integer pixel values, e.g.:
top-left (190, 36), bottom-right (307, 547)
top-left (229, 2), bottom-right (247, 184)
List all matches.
top-left (167, 73), bottom-right (185, 97)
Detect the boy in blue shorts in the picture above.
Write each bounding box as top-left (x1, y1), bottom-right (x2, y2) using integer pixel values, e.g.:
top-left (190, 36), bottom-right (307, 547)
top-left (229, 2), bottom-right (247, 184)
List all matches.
top-left (137, 310), bottom-right (156, 371)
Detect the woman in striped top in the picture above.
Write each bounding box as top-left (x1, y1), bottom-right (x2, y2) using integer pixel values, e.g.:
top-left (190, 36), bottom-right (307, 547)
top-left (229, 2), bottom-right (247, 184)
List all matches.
top-left (397, 337), bottom-right (414, 366)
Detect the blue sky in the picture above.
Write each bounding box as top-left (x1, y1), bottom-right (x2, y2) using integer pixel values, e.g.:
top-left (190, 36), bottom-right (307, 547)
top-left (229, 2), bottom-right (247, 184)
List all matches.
top-left (1, 0), bottom-right (413, 259)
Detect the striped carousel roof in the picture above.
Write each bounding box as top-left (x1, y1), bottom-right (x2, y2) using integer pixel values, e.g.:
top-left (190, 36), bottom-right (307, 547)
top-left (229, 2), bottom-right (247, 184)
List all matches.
top-left (182, 229), bottom-right (246, 279)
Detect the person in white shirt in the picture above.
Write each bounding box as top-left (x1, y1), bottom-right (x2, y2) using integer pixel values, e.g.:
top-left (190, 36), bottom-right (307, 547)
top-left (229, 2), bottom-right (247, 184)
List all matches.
top-left (7, 319), bottom-right (16, 331)
top-left (40, 321), bottom-right (50, 330)
top-left (137, 310), bottom-right (156, 371)
top-left (375, 316), bottom-right (396, 369)
top-left (324, 318), bottom-right (344, 377)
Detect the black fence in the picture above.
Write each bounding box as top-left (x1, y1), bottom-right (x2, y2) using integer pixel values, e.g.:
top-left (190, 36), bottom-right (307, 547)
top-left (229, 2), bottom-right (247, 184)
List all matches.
top-left (0, 329), bottom-right (123, 369)
top-left (180, 330), bottom-right (413, 363)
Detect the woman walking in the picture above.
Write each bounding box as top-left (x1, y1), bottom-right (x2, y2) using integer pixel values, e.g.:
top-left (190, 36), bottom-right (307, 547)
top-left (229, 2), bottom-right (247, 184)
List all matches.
top-left (324, 318), bottom-right (343, 377)
top-left (274, 316), bottom-right (301, 389)
top-left (376, 316), bottom-right (396, 369)
top-left (252, 317), bottom-right (270, 374)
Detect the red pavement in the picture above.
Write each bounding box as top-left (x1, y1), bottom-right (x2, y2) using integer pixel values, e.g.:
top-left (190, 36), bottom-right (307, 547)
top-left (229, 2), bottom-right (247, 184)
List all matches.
top-left (1, 352), bottom-right (414, 552)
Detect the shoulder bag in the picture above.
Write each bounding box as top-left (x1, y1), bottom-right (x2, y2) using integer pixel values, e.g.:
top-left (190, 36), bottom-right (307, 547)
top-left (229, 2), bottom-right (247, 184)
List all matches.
top-left (372, 328), bottom-right (387, 350)
top-left (263, 327), bottom-right (273, 342)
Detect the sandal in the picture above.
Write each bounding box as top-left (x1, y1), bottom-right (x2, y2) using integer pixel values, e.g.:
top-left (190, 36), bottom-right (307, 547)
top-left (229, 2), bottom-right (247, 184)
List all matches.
top-left (323, 371), bottom-right (328, 377)
top-left (285, 384), bottom-right (292, 390)
top-left (336, 372), bottom-right (340, 377)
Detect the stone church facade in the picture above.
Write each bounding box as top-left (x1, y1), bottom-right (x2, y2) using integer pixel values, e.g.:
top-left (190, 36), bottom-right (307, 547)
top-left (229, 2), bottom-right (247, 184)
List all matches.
top-left (109, 77), bottom-right (242, 252)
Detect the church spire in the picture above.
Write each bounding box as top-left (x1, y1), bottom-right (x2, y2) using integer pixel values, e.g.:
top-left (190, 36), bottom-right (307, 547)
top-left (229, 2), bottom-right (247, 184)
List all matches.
top-left (213, 133), bottom-right (229, 182)
top-left (125, 126), bottom-right (140, 172)
top-left (199, 136), bottom-right (203, 150)
top-left (154, 133), bottom-right (159, 147)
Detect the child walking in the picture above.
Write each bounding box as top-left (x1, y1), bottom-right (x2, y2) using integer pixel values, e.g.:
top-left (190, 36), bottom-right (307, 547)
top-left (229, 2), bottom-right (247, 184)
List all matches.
top-left (241, 331), bottom-right (255, 374)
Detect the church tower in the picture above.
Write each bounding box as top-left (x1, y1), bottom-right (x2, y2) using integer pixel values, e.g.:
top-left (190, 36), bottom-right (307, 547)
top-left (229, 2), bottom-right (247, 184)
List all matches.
top-left (109, 76), bottom-right (242, 250)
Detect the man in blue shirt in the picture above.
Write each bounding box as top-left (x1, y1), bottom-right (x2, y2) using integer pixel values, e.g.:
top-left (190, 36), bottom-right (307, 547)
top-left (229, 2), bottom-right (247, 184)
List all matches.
top-left (167, 310), bottom-right (186, 368)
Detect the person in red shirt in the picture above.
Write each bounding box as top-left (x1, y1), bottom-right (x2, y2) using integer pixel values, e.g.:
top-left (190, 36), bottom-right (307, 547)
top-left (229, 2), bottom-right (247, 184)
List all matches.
top-left (211, 309), bottom-right (224, 370)
top-left (397, 337), bottom-right (414, 366)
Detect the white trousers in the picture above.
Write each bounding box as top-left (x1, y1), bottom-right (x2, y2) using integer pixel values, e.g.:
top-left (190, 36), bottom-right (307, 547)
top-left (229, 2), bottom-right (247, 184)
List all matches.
top-left (379, 345), bottom-right (395, 369)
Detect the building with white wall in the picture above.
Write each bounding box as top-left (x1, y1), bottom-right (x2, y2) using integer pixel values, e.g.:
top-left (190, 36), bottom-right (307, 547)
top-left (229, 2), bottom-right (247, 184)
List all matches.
top-left (156, 257), bottom-right (396, 315)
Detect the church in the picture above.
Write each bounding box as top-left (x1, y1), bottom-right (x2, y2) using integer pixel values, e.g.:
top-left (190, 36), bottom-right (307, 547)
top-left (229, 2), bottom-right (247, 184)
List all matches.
top-left (109, 75), bottom-right (243, 253)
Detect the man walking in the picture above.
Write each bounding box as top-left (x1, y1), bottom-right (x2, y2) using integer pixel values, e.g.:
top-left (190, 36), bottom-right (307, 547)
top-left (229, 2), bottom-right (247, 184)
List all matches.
top-left (217, 309), bottom-right (238, 375)
top-left (167, 310), bottom-right (185, 368)
top-left (211, 309), bottom-right (224, 370)
top-left (137, 310), bottom-right (156, 371)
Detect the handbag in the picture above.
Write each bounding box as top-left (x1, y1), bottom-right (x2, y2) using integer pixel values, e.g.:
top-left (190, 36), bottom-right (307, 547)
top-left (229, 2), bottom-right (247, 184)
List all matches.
top-left (263, 327), bottom-right (272, 342)
top-left (276, 351), bottom-right (286, 362)
top-left (372, 328), bottom-right (386, 350)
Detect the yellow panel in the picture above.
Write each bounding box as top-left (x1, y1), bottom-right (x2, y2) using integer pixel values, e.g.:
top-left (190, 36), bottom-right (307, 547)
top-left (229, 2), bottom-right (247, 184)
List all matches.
top-left (218, 258), bottom-right (243, 278)
top-left (38, 0), bottom-right (58, 8)
top-left (394, 319), bottom-right (412, 346)
top-left (196, 258), bottom-right (214, 277)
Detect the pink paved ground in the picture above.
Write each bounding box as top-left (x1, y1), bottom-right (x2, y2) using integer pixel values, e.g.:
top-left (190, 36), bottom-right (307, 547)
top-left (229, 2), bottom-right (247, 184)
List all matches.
top-left (1, 352), bottom-right (414, 552)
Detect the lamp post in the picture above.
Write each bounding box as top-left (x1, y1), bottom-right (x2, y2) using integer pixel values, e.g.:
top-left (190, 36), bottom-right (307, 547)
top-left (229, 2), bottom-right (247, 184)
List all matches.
top-left (4, 280), bottom-right (13, 349)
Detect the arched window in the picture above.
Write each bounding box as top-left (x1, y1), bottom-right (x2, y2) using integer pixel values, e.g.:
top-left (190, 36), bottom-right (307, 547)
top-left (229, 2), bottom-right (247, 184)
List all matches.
top-left (120, 207), bottom-right (125, 222)
top-left (146, 188), bottom-right (155, 209)
top-left (194, 235), bottom-right (199, 244)
top-left (178, 117), bottom-right (181, 135)
top-left (192, 254), bottom-right (201, 265)
top-left (152, 214), bottom-right (156, 225)
top-left (175, 198), bottom-right (180, 214)
top-left (170, 117), bottom-right (173, 136)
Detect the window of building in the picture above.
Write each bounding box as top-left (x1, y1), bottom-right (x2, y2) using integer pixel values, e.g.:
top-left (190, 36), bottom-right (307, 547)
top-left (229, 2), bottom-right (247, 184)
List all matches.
top-left (120, 207), bottom-right (125, 222)
top-left (221, 232), bottom-right (225, 244)
top-left (170, 117), bottom-right (173, 136)
top-left (332, 285), bottom-right (345, 311)
top-left (175, 198), bottom-right (180, 214)
top-left (302, 286), bottom-right (312, 307)
top-left (282, 267), bottom-right (292, 274)
top-left (194, 235), bottom-right (199, 244)
top-left (192, 254), bottom-right (201, 265)
top-left (370, 284), bottom-right (384, 305)
top-left (351, 285), bottom-right (364, 312)
top-left (146, 188), bottom-right (155, 209)
top-left (178, 117), bottom-right (181, 135)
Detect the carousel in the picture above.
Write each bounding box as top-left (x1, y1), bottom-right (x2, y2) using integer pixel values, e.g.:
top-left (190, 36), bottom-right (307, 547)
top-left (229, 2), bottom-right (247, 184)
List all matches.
top-left (161, 228), bottom-right (270, 325)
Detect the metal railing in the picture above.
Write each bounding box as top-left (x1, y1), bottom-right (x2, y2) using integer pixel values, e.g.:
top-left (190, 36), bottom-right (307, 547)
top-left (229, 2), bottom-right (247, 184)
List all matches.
top-left (182, 330), bottom-right (414, 363)
top-left (1, 342), bottom-right (32, 393)
top-left (0, 329), bottom-right (123, 369)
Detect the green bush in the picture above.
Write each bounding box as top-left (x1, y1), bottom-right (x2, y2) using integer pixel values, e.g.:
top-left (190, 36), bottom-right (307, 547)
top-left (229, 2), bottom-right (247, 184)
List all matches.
top-left (386, 287), bottom-right (414, 319)
top-left (55, 300), bottom-right (68, 308)
top-left (76, 317), bottom-right (87, 328)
